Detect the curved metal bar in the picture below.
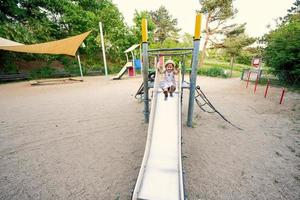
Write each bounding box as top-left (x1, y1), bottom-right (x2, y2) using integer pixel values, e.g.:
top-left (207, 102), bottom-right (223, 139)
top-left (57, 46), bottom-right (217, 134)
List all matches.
top-left (149, 51), bottom-right (192, 56)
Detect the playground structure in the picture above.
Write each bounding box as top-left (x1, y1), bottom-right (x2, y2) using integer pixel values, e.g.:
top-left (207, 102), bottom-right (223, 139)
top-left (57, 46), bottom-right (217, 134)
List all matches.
top-left (112, 44), bottom-right (142, 80)
top-left (132, 14), bottom-right (202, 200)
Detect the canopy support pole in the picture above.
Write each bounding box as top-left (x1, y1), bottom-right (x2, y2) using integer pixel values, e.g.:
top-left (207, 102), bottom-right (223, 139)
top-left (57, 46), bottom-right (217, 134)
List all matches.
top-left (76, 52), bottom-right (84, 81)
top-left (99, 22), bottom-right (108, 77)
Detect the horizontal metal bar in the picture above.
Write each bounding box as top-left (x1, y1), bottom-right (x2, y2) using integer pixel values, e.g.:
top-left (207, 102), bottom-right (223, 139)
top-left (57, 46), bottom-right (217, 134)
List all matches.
top-left (148, 47), bottom-right (193, 52)
top-left (149, 51), bottom-right (192, 56)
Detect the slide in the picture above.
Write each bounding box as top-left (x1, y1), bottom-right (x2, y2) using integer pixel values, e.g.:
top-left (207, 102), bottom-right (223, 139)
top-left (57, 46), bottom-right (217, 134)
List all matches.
top-left (112, 62), bottom-right (132, 80)
top-left (132, 69), bottom-right (184, 200)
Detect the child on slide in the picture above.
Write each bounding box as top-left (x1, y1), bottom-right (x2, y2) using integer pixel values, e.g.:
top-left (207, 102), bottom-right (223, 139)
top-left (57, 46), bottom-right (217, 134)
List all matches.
top-left (158, 60), bottom-right (179, 100)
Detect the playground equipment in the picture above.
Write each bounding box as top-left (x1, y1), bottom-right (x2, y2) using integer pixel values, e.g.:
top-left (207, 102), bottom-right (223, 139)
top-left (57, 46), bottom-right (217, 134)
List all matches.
top-left (112, 44), bottom-right (141, 80)
top-left (132, 14), bottom-right (202, 200)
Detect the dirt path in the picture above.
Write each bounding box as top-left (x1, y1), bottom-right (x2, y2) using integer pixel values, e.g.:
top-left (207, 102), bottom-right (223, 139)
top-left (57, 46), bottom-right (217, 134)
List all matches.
top-left (183, 77), bottom-right (300, 200)
top-left (0, 76), bottom-right (299, 199)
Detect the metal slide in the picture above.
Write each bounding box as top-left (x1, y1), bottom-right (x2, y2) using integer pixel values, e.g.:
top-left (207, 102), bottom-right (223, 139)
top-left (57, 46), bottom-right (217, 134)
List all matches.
top-left (132, 68), bottom-right (184, 200)
top-left (112, 62), bottom-right (132, 80)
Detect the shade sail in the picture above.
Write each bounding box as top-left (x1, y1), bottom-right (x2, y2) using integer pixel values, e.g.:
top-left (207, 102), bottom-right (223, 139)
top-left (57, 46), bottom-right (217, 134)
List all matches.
top-left (0, 31), bottom-right (91, 56)
top-left (0, 37), bottom-right (23, 46)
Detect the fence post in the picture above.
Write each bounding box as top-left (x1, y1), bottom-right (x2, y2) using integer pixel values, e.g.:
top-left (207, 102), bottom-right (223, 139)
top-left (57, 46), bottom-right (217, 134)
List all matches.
top-left (264, 79), bottom-right (270, 98)
top-left (246, 71), bottom-right (251, 88)
top-left (254, 73), bottom-right (259, 93)
top-left (279, 88), bottom-right (285, 104)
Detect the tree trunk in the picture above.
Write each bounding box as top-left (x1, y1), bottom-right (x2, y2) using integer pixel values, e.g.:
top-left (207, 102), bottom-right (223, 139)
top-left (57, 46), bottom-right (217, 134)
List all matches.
top-left (230, 56), bottom-right (234, 77)
top-left (199, 34), bottom-right (209, 67)
top-left (199, 13), bottom-right (211, 67)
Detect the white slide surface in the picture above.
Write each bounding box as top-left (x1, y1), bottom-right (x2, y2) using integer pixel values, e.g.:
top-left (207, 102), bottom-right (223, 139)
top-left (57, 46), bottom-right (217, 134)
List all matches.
top-left (112, 62), bottom-right (132, 80)
top-left (132, 69), bottom-right (184, 200)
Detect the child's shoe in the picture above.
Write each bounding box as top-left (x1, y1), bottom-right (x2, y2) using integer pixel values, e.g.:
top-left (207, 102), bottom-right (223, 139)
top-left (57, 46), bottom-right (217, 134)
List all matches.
top-left (163, 91), bottom-right (168, 100)
top-left (170, 92), bottom-right (173, 97)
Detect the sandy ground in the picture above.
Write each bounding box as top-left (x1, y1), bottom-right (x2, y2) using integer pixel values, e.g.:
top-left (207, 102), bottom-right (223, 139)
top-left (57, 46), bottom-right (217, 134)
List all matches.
top-left (0, 76), bottom-right (299, 200)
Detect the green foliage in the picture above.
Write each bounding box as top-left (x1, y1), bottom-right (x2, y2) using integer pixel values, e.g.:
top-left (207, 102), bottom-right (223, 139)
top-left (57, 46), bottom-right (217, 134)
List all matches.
top-left (132, 10), bottom-right (156, 43)
top-left (221, 24), bottom-right (256, 57)
top-left (264, 1), bottom-right (300, 84)
top-left (198, 66), bottom-right (228, 78)
top-left (30, 66), bottom-right (56, 79)
top-left (0, 0), bottom-right (133, 71)
top-left (2, 62), bottom-right (18, 73)
top-left (199, 0), bottom-right (237, 20)
top-left (149, 6), bottom-right (180, 43)
top-left (198, 0), bottom-right (238, 65)
top-left (204, 59), bottom-right (247, 72)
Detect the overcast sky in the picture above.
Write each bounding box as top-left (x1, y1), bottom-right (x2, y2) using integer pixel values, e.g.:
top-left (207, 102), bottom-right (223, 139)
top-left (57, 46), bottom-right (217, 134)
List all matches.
top-left (112, 0), bottom-right (294, 37)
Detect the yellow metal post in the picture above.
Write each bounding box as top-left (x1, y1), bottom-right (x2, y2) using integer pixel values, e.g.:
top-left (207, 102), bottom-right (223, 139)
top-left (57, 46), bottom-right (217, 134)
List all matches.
top-left (142, 19), bottom-right (148, 43)
top-left (194, 14), bottom-right (202, 40)
top-left (188, 14), bottom-right (202, 127)
top-left (141, 19), bottom-right (149, 123)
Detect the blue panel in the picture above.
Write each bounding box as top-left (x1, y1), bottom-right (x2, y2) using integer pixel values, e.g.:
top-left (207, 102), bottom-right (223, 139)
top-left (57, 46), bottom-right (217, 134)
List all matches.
top-left (134, 59), bottom-right (141, 70)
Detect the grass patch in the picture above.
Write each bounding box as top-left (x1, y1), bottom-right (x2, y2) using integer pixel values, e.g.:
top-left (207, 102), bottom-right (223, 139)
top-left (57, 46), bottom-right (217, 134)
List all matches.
top-left (198, 67), bottom-right (228, 78)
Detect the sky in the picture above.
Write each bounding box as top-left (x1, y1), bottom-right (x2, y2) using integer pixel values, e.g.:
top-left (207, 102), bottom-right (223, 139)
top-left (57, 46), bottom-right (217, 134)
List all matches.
top-left (112, 0), bottom-right (295, 38)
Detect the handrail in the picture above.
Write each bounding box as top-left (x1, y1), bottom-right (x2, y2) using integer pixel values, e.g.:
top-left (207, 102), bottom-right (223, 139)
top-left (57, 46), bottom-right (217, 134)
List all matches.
top-left (177, 63), bottom-right (184, 200)
top-left (148, 47), bottom-right (193, 52)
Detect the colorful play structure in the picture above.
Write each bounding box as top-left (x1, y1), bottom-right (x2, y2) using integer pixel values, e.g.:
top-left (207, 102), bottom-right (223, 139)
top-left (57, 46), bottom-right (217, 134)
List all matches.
top-left (132, 14), bottom-right (202, 200)
top-left (112, 44), bottom-right (142, 80)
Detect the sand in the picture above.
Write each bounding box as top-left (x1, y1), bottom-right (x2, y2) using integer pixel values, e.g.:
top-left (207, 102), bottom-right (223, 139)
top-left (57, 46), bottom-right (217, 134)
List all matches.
top-left (0, 76), bottom-right (299, 200)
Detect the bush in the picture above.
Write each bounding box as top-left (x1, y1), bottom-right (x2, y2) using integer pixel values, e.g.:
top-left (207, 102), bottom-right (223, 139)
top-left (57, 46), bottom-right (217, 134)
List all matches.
top-left (236, 51), bottom-right (253, 65)
top-left (2, 63), bottom-right (19, 74)
top-left (30, 66), bottom-right (55, 79)
top-left (264, 18), bottom-right (300, 85)
top-left (198, 67), bottom-right (228, 78)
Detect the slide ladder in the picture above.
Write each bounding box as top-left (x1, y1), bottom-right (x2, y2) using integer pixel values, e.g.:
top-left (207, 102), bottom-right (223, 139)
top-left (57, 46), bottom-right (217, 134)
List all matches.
top-left (132, 68), bottom-right (184, 200)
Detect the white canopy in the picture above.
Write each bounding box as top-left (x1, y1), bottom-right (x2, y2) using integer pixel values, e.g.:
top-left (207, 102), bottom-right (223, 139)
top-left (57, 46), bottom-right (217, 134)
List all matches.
top-left (0, 37), bottom-right (23, 46)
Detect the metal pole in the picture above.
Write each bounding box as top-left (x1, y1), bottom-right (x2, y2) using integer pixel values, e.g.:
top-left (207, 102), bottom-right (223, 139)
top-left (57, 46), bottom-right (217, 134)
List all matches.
top-left (77, 53), bottom-right (84, 81)
top-left (187, 40), bottom-right (200, 127)
top-left (142, 19), bottom-right (149, 123)
top-left (187, 14), bottom-right (202, 127)
top-left (99, 22), bottom-right (108, 77)
top-left (181, 55), bottom-right (185, 82)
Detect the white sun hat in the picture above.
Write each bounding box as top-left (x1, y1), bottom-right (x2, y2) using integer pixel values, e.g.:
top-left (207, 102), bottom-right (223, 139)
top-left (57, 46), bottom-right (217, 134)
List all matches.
top-left (164, 59), bottom-right (175, 68)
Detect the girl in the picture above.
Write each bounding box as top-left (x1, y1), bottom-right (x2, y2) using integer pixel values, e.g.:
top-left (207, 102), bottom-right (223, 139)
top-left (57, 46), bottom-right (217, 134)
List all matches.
top-left (158, 60), bottom-right (179, 100)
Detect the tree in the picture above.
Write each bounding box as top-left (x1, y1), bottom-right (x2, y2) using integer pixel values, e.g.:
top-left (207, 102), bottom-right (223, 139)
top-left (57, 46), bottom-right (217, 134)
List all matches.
top-left (220, 24), bottom-right (255, 77)
top-left (263, 0), bottom-right (300, 84)
top-left (149, 6), bottom-right (180, 44)
top-left (0, 0), bottom-right (132, 68)
top-left (132, 10), bottom-right (156, 43)
top-left (198, 0), bottom-right (237, 66)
